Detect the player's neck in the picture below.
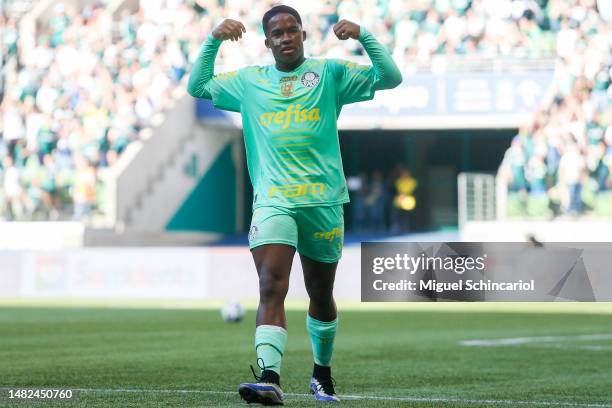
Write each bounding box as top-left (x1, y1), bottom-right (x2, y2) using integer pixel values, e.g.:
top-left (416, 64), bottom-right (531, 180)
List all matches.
top-left (275, 56), bottom-right (306, 72)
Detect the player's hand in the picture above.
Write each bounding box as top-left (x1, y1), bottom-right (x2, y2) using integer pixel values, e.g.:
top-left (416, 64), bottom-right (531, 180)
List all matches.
top-left (212, 19), bottom-right (246, 42)
top-left (333, 20), bottom-right (360, 41)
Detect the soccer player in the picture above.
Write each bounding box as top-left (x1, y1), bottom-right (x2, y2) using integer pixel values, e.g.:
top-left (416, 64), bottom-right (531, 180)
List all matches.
top-left (188, 5), bottom-right (401, 405)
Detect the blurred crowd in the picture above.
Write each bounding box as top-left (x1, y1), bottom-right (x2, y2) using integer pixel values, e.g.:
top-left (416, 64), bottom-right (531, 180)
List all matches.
top-left (1, 1), bottom-right (196, 220)
top-left (187, 0), bottom-right (594, 69)
top-left (347, 165), bottom-right (418, 233)
top-left (500, 0), bottom-right (612, 217)
top-left (1, 0), bottom-right (611, 221)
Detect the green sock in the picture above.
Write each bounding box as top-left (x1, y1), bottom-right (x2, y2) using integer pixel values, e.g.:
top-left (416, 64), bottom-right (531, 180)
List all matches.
top-left (306, 314), bottom-right (337, 367)
top-left (255, 325), bottom-right (288, 375)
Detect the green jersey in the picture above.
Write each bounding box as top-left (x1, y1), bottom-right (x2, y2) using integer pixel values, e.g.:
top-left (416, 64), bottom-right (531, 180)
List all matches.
top-left (188, 28), bottom-right (401, 209)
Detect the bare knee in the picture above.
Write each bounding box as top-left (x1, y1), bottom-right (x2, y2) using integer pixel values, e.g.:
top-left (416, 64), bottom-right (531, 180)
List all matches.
top-left (306, 280), bottom-right (334, 306)
top-left (259, 266), bottom-right (289, 304)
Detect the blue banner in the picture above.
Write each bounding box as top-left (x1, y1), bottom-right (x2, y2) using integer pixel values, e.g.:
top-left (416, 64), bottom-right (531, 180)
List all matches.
top-left (195, 70), bottom-right (555, 129)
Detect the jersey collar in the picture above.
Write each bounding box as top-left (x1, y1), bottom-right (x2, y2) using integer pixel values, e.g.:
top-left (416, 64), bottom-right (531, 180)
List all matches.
top-left (272, 58), bottom-right (309, 75)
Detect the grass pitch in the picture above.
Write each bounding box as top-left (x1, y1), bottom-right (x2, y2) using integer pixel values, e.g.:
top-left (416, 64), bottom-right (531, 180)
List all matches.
top-left (1, 307), bottom-right (611, 407)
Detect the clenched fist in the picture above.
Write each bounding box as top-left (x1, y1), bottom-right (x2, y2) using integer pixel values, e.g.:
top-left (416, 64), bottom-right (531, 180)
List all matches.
top-left (333, 19), bottom-right (360, 41)
top-left (212, 19), bottom-right (246, 42)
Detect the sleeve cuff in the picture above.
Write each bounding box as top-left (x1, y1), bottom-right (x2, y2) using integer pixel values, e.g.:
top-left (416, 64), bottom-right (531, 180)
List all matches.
top-left (358, 26), bottom-right (370, 42)
top-left (207, 33), bottom-right (223, 46)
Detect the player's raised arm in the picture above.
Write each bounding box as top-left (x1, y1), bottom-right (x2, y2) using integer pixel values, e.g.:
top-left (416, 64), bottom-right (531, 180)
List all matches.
top-left (333, 20), bottom-right (402, 91)
top-left (187, 19), bottom-right (246, 110)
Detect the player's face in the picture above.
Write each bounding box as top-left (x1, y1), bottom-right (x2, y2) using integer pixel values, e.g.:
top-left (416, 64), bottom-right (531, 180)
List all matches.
top-left (265, 13), bottom-right (306, 68)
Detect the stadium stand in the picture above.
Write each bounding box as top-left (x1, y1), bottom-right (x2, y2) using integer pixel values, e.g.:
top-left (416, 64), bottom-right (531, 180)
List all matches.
top-left (1, 1), bottom-right (193, 220)
top-left (0, 0), bottom-right (609, 223)
top-left (499, 0), bottom-right (612, 218)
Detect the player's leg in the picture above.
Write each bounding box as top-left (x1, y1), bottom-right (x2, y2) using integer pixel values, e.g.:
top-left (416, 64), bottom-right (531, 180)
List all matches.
top-left (301, 256), bottom-right (337, 321)
top-left (239, 244), bottom-right (294, 405)
top-left (301, 255), bottom-right (340, 401)
top-left (253, 244), bottom-right (295, 329)
top-left (253, 244), bottom-right (294, 385)
top-left (239, 207), bottom-right (297, 405)
top-left (297, 205), bottom-right (343, 402)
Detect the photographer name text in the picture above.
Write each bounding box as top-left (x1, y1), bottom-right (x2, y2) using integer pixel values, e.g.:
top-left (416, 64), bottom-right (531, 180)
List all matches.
top-left (372, 279), bottom-right (535, 292)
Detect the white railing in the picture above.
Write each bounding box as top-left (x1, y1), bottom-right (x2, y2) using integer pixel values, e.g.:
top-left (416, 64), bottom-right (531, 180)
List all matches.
top-left (458, 172), bottom-right (496, 228)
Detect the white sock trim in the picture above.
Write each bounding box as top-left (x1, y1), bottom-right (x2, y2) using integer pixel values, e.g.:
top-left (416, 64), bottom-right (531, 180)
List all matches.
top-left (257, 324), bottom-right (288, 335)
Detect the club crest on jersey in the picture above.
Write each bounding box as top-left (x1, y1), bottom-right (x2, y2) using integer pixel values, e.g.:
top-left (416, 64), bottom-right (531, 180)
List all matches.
top-left (301, 71), bottom-right (320, 87)
top-left (281, 82), bottom-right (295, 97)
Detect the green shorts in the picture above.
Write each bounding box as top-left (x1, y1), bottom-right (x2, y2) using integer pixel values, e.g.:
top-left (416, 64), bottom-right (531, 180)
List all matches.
top-left (248, 205), bottom-right (344, 263)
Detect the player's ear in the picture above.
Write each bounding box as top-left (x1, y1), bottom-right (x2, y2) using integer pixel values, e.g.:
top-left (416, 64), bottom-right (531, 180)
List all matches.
top-left (264, 37), bottom-right (270, 49)
top-left (302, 30), bottom-right (307, 41)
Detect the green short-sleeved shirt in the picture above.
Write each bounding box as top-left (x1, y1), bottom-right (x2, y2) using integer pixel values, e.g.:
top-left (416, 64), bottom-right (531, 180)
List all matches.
top-left (205, 56), bottom-right (379, 209)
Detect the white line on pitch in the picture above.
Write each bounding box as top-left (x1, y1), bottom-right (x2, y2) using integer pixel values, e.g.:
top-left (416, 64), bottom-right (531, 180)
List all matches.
top-left (2, 387), bottom-right (606, 407)
top-left (528, 343), bottom-right (612, 351)
top-left (460, 333), bottom-right (612, 347)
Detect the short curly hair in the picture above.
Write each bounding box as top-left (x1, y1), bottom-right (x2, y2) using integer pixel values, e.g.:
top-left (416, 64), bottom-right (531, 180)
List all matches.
top-left (262, 5), bottom-right (302, 36)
